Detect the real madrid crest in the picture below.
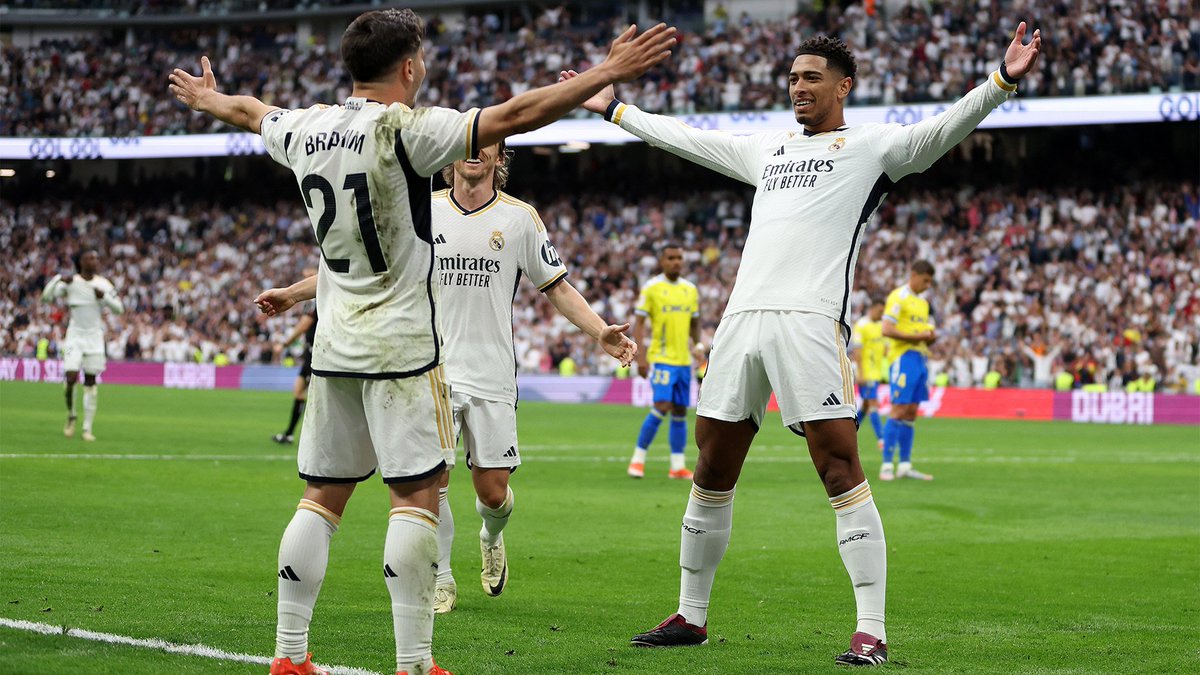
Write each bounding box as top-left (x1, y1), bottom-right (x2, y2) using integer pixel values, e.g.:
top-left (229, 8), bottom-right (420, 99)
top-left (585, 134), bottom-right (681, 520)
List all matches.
top-left (489, 230), bottom-right (505, 251)
top-left (828, 137), bottom-right (846, 152)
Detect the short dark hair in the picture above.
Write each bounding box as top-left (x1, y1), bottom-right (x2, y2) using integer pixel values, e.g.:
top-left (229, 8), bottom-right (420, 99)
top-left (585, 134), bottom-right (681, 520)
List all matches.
top-left (341, 9), bottom-right (425, 84)
top-left (796, 35), bottom-right (857, 81)
top-left (659, 241), bottom-right (683, 255)
top-left (912, 259), bottom-right (935, 276)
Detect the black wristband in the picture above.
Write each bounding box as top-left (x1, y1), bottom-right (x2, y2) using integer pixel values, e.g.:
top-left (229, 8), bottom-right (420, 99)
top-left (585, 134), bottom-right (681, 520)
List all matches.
top-left (603, 99), bottom-right (623, 122)
top-left (999, 61), bottom-right (1019, 84)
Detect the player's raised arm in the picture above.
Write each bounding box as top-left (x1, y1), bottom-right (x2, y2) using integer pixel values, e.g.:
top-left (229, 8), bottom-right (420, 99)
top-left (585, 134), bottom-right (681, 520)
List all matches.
top-left (558, 69), bottom-right (765, 185)
top-left (41, 274), bottom-right (68, 302)
top-left (168, 56), bottom-right (279, 134)
top-left (879, 21), bottom-right (1041, 180)
top-left (474, 23), bottom-right (676, 148)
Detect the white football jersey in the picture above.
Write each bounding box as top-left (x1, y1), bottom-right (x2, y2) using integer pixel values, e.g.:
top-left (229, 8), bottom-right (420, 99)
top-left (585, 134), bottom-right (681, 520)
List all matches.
top-left (42, 274), bottom-right (123, 350)
top-left (608, 71), bottom-right (1016, 335)
top-left (261, 98), bottom-right (480, 376)
top-left (431, 189), bottom-right (567, 404)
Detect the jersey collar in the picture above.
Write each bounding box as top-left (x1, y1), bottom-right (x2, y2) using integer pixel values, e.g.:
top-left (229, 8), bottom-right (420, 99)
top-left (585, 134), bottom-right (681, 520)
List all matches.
top-left (802, 125), bottom-right (848, 137)
top-left (448, 189), bottom-right (499, 216)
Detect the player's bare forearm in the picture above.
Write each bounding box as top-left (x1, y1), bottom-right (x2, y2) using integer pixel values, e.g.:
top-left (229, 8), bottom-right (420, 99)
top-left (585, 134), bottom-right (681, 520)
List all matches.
top-left (475, 24), bottom-right (675, 147)
top-left (881, 323), bottom-right (929, 344)
top-left (255, 274), bottom-right (316, 317)
top-left (546, 281), bottom-right (603, 340)
top-left (201, 93), bottom-right (275, 134)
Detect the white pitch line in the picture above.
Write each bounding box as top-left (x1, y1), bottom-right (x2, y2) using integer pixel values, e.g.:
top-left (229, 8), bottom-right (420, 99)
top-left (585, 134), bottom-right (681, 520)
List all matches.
top-left (0, 617), bottom-right (384, 675)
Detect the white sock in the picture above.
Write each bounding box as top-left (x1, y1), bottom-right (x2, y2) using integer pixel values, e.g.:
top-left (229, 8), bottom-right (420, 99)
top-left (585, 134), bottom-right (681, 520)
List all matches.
top-left (385, 507), bottom-right (439, 674)
top-left (476, 486), bottom-right (513, 547)
top-left (631, 447), bottom-right (648, 464)
top-left (82, 385), bottom-right (97, 433)
top-left (670, 452), bottom-right (686, 471)
top-left (275, 500), bottom-right (340, 662)
top-left (435, 487), bottom-right (455, 585)
top-left (897, 461), bottom-right (912, 474)
top-left (830, 481), bottom-right (887, 642)
top-left (677, 484), bottom-right (734, 627)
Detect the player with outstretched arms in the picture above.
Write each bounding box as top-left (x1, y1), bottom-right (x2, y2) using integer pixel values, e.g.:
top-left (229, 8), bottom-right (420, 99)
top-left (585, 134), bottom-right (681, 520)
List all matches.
top-left (851, 298), bottom-right (887, 450)
top-left (169, 8), bottom-right (675, 675)
top-left (562, 21), bottom-right (1040, 666)
top-left (41, 249), bottom-right (124, 442)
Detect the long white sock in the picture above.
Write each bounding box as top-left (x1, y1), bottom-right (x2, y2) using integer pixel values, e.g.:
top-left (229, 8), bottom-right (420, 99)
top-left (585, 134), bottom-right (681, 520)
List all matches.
top-left (82, 385), bottom-right (98, 433)
top-left (435, 487), bottom-right (455, 585)
top-left (385, 507), bottom-right (439, 674)
top-left (275, 500), bottom-right (340, 663)
top-left (830, 481), bottom-right (887, 642)
top-left (677, 484), bottom-right (734, 626)
top-left (476, 486), bottom-right (513, 547)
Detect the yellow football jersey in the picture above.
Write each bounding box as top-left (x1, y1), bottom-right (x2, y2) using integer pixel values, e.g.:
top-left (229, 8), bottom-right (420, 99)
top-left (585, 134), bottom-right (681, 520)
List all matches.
top-left (636, 274), bottom-right (699, 366)
top-left (884, 285), bottom-right (932, 357)
top-left (853, 316), bottom-right (887, 381)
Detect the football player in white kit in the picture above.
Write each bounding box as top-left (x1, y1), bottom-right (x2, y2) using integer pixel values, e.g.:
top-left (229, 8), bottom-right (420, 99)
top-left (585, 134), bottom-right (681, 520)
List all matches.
top-left (562, 22), bottom-right (1041, 666)
top-left (41, 249), bottom-right (124, 442)
top-left (170, 8), bottom-right (675, 675)
top-left (429, 141), bottom-right (637, 613)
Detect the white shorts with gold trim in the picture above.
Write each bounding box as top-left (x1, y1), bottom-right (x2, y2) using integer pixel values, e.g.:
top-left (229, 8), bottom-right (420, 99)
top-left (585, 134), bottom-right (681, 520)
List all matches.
top-left (697, 310), bottom-right (858, 435)
top-left (448, 391), bottom-right (520, 470)
top-left (297, 366), bottom-right (455, 484)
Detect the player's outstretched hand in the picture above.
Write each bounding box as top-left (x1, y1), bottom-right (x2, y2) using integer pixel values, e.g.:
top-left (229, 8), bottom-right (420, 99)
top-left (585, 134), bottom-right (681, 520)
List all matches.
top-left (1004, 21), bottom-right (1041, 79)
top-left (254, 287), bottom-right (297, 317)
top-left (169, 55), bottom-right (218, 112)
top-left (601, 23), bottom-right (676, 84)
top-left (599, 323), bottom-right (638, 368)
top-left (558, 70), bottom-right (614, 115)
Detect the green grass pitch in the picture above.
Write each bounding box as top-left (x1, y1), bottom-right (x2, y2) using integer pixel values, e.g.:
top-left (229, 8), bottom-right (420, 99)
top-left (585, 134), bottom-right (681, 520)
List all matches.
top-left (1, 380), bottom-right (1197, 674)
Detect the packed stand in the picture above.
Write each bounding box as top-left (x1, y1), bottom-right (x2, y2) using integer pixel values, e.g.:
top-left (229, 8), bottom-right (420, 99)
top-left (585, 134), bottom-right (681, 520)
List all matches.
top-left (4, 181), bottom-right (1197, 391)
top-left (5, 1), bottom-right (1198, 137)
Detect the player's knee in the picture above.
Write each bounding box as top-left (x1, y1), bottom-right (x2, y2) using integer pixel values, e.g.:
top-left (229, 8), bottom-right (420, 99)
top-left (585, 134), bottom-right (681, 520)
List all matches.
top-left (818, 461), bottom-right (858, 494)
top-left (671, 404), bottom-right (686, 417)
top-left (478, 485), bottom-right (508, 510)
top-left (654, 401), bottom-right (673, 415)
top-left (83, 374), bottom-right (97, 386)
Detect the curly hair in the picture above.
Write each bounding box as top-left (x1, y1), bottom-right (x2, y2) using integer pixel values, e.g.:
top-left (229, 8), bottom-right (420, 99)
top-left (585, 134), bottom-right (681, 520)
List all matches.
top-left (796, 35), bottom-right (858, 81)
top-left (440, 140), bottom-right (513, 191)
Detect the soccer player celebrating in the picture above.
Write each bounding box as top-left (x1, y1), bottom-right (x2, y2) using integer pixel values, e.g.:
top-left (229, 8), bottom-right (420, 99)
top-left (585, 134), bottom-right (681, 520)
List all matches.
top-left (563, 21), bottom-right (1040, 665)
top-left (429, 142), bottom-right (637, 613)
top-left (627, 243), bottom-right (703, 480)
top-left (272, 298), bottom-right (317, 444)
top-left (41, 249), bottom-right (124, 442)
top-left (880, 261), bottom-right (937, 482)
top-left (852, 298), bottom-right (887, 449)
top-left (170, 8), bottom-right (675, 675)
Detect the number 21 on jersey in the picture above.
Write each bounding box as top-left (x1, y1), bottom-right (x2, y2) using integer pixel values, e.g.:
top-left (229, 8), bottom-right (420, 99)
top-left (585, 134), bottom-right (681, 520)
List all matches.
top-left (301, 171), bottom-right (388, 274)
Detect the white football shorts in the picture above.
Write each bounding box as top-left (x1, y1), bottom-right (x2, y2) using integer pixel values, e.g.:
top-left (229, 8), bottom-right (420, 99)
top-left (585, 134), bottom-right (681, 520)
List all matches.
top-left (297, 365), bottom-right (455, 483)
top-left (448, 391), bottom-right (520, 470)
top-left (697, 310), bottom-right (858, 435)
top-left (61, 337), bottom-right (106, 374)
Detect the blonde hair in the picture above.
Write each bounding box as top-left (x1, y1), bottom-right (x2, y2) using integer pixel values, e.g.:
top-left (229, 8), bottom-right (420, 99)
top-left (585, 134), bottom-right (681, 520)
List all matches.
top-left (440, 142), bottom-right (513, 190)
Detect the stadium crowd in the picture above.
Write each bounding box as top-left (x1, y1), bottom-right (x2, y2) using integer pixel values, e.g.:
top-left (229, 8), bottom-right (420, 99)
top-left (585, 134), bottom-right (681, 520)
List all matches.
top-left (5, 180), bottom-right (1197, 392)
top-left (5, 0), bottom-right (1198, 137)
